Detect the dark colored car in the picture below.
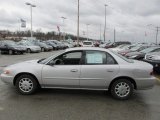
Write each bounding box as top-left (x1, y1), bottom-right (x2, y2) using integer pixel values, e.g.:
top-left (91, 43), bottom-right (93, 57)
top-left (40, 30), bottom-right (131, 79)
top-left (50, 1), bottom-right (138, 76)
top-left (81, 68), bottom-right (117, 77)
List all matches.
top-left (126, 47), bottom-right (160, 60)
top-left (105, 41), bottom-right (131, 49)
top-left (44, 41), bottom-right (58, 50)
top-left (48, 40), bottom-right (66, 49)
top-left (0, 40), bottom-right (26, 55)
top-left (144, 51), bottom-right (160, 74)
top-left (113, 41), bottom-right (131, 47)
top-left (119, 46), bottom-right (149, 56)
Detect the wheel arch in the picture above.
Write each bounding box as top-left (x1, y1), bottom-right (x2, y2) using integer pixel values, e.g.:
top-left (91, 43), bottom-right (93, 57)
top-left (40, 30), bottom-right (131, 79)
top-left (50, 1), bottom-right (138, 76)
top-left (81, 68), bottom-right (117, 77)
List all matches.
top-left (13, 72), bottom-right (40, 87)
top-left (108, 76), bottom-right (137, 90)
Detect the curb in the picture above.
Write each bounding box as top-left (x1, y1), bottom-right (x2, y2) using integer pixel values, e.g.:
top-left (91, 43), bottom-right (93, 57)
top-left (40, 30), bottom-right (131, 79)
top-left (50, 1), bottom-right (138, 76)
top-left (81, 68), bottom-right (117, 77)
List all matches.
top-left (156, 78), bottom-right (160, 83)
top-left (154, 75), bottom-right (160, 84)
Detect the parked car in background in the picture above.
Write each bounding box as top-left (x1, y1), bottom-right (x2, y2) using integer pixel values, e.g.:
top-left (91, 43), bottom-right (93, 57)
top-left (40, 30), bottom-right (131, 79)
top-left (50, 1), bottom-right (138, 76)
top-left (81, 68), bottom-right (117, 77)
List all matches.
top-left (110, 44), bottom-right (130, 52)
top-left (119, 45), bottom-right (149, 56)
top-left (18, 41), bottom-right (41, 53)
top-left (0, 47), bottom-right (156, 100)
top-left (48, 40), bottom-right (65, 49)
top-left (126, 47), bottom-right (160, 60)
top-left (0, 40), bottom-right (26, 55)
top-left (144, 51), bottom-right (160, 74)
top-left (62, 41), bottom-right (74, 48)
top-left (82, 41), bottom-right (94, 47)
top-left (113, 41), bottom-right (131, 47)
top-left (99, 42), bottom-right (109, 48)
top-left (33, 41), bottom-right (53, 52)
top-left (44, 41), bottom-right (58, 50)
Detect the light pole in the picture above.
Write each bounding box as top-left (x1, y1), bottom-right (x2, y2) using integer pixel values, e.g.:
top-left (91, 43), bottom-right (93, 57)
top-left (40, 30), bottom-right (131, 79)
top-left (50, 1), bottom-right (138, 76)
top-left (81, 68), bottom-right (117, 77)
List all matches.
top-left (86, 24), bottom-right (90, 41)
top-left (77, 0), bottom-right (80, 46)
top-left (104, 4), bottom-right (108, 42)
top-left (26, 2), bottom-right (36, 39)
top-left (147, 24), bottom-right (160, 45)
top-left (114, 28), bottom-right (116, 43)
top-left (61, 16), bottom-right (67, 41)
top-left (100, 24), bottom-right (101, 41)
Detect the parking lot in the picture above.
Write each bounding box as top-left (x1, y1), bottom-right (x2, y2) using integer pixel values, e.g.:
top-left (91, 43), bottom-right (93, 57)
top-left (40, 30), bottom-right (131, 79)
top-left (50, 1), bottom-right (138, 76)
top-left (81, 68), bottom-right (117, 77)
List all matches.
top-left (0, 51), bottom-right (160, 120)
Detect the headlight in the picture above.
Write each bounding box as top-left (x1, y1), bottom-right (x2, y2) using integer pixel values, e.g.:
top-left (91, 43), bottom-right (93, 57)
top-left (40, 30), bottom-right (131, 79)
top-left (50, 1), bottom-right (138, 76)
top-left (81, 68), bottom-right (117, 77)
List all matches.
top-left (151, 56), bottom-right (160, 60)
top-left (3, 70), bottom-right (11, 74)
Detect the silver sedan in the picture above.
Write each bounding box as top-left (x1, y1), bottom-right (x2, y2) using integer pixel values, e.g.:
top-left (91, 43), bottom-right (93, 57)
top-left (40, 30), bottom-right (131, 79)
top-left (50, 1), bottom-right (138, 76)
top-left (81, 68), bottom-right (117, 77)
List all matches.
top-left (0, 47), bottom-right (156, 100)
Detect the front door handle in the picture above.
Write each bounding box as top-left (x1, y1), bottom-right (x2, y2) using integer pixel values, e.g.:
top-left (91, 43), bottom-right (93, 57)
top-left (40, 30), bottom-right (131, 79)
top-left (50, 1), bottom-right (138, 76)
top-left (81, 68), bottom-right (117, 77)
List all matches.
top-left (70, 69), bottom-right (78, 72)
top-left (107, 69), bottom-right (114, 72)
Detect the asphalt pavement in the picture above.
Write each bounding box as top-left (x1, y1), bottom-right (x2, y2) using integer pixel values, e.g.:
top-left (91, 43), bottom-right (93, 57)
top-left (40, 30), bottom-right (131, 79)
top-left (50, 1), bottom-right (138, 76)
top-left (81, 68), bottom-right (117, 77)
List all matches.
top-left (0, 51), bottom-right (160, 120)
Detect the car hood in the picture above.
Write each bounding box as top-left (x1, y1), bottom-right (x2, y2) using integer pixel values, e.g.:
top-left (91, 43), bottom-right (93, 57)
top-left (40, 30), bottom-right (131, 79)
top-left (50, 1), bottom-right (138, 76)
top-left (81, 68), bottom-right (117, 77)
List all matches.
top-left (11, 45), bottom-right (27, 49)
top-left (125, 52), bottom-right (142, 57)
top-left (6, 60), bottom-right (39, 68)
top-left (119, 49), bottom-right (131, 53)
top-left (146, 52), bottom-right (160, 56)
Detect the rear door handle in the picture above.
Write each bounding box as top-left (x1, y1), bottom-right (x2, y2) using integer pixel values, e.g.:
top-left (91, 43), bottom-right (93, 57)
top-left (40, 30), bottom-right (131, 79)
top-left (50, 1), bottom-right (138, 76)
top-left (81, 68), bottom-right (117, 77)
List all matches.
top-left (70, 69), bottom-right (78, 72)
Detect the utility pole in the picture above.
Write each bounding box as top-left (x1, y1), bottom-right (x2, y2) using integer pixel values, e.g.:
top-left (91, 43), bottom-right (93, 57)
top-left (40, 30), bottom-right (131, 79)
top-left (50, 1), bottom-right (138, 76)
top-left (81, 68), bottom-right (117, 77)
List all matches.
top-left (114, 28), bottom-right (116, 43)
top-left (156, 27), bottom-right (160, 45)
top-left (77, 0), bottom-right (80, 46)
top-left (100, 24), bottom-right (102, 41)
top-left (86, 24), bottom-right (90, 41)
top-left (61, 16), bottom-right (67, 41)
top-left (147, 24), bottom-right (160, 45)
top-left (26, 2), bottom-right (36, 39)
top-left (104, 4), bottom-right (107, 42)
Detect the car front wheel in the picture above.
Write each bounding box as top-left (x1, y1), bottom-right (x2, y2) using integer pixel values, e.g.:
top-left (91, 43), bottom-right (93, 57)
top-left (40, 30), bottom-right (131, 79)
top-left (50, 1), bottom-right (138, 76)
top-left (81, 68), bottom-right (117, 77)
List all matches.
top-left (110, 79), bottom-right (133, 100)
top-left (15, 74), bottom-right (38, 95)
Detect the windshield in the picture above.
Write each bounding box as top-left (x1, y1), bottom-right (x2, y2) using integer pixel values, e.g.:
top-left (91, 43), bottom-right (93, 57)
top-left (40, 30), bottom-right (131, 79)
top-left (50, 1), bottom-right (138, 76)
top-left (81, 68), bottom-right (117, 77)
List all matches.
top-left (130, 46), bottom-right (141, 51)
top-left (39, 50), bottom-right (65, 64)
top-left (110, 50), bottom-right (134, 63)
top-left (5, 41), bottom-right (17, 46)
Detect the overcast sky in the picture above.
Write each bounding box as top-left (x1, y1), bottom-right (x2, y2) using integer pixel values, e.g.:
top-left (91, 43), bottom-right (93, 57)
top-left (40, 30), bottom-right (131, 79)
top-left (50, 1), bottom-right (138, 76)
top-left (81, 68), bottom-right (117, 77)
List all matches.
top-left (0, 0), bottom-right (160, 43)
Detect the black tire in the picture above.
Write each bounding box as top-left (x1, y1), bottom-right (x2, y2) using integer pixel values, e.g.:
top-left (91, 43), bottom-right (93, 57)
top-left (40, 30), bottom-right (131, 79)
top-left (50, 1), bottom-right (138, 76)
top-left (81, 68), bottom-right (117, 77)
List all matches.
top-left (9, 50), bottom-right (13, 55)
top-left (27, 48), bottom-right (31, 53)
top-left (41, 47), bottom-right (45, 52)
top-left (110, 79), bottom-right (133, 100)
top-left (15, 74), bottom-right (38, 95)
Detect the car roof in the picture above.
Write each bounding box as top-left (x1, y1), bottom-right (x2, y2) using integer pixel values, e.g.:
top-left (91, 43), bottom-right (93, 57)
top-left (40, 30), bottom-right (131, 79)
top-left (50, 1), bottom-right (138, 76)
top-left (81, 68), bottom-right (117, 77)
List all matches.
top-left (65, 47), bottom-right (108, 52)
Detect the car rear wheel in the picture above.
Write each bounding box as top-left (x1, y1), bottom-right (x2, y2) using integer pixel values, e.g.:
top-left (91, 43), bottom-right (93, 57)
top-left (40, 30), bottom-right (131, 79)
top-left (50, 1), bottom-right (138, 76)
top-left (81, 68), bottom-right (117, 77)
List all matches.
top-left (9, 50), bottom-right (13, 55)
top-left (41, 47), bottom-right (45, 52)
top-left (15, 74), bottom-right (38, 95)
top-left (110, 79), bottom-right (133, 100)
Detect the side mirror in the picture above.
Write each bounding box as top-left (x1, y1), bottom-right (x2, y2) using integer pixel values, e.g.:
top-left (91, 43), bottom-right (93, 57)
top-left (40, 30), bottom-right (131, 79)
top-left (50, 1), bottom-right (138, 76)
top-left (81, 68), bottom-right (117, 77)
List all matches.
top-left (4, 44), bottom-right (8, 47)
top-left (47, 60), bottom-right (55, 66)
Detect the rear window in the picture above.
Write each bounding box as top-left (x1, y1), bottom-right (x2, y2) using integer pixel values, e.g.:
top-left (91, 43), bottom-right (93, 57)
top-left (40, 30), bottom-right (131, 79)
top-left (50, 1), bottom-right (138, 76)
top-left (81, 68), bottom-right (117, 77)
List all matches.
top-left (110, 50), bottom-right (134, 63)
top-left (83, 42), bottom-right (92, 45)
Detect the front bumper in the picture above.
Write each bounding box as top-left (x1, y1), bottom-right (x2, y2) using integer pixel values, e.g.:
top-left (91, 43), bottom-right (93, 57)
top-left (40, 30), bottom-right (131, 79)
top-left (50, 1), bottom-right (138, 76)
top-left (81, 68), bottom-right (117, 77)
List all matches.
top-left (0, 73), bottom-right (14, 85)
top-left (135, 76), bottom-right (156, 90)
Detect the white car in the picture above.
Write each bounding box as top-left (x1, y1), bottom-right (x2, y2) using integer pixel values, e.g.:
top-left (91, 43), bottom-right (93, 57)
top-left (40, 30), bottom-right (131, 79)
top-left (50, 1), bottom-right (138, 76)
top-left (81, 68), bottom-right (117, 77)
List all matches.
top-left (0, 47), bottom-right (156, 100)
top-left (82, 41), bottom-right (94, 47)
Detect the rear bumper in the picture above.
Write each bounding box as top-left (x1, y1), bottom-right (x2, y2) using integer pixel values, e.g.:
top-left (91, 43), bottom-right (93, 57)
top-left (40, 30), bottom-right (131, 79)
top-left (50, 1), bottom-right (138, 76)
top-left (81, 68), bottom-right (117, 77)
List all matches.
top-left (31, 49), bottom-right (41, 53)
top-left (135, 76), bottom-right (156, 90)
